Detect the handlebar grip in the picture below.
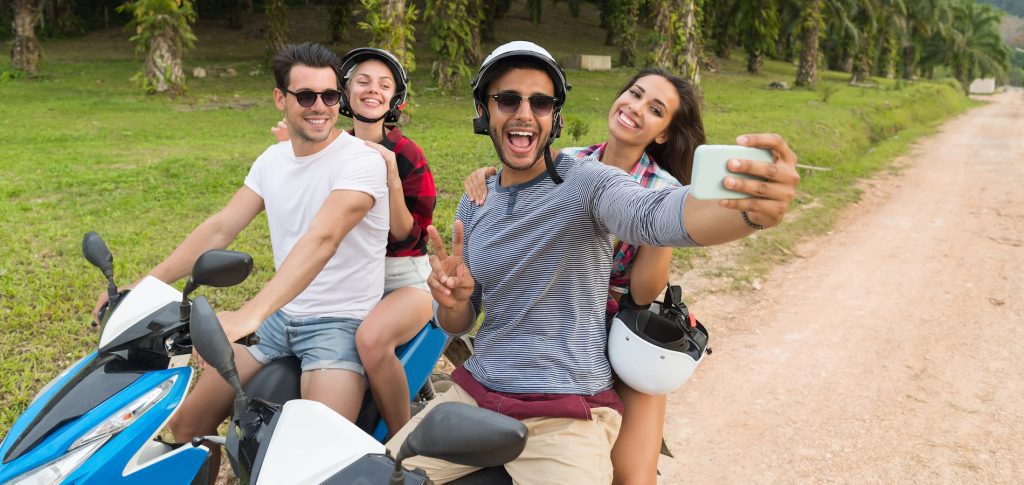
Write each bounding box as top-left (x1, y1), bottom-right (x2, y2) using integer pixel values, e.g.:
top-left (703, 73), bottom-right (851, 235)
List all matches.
top-left (235, 334), bottom-right (260, 346)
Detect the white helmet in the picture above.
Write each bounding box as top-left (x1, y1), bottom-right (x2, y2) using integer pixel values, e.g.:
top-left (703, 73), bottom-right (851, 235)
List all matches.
top-left (470, 41), bottom-right (571, 183)
top-left (608, 287), bottom-right (710, 395)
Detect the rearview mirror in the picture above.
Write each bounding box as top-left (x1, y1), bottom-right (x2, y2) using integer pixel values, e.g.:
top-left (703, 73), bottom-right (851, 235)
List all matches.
top-left (189, 296), bottom-right (237, 378)
top-left (397, 402), bottom-right (528, 467)
top-left (191, 250), bottom-right (253, 288)
top-left (82, 232), bottom-right (114, 276)
top-left (181, 250), bottom-right (253, 314)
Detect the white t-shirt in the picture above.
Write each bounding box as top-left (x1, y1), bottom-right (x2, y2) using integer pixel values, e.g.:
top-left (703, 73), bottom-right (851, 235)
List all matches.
top-left (244, 131), bottom-right (389, 320)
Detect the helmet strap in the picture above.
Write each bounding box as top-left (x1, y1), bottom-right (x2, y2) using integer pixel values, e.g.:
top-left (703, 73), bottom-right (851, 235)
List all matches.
top-left (543, 144), bottom-right (562, 184)
top-left (352, 111), bottom-right (387, 124)
top-left (544, 109), bottom-right (564, 184)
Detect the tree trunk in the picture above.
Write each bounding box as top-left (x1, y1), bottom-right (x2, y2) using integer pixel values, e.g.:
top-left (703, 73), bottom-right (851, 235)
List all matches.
top-left (527, 0), bottom-right (541, 24)
top-left (841, 52), bottom-right (853, 73)
top-left (479, 0), bottom-right (509, 42)
top-left (795, 0), bottom-right (821, 87)
top-left (227, 0), bottom-right (248, 30)
top-left (747, 49), bottom-right (763, 74)
top-left (145, 22), bottom-right (185, 94)
top-left (265, 0), bottom-right (287, 59)
top-left (849, 50), bottom-right (871, 84)
top-left (900, 44), bottom-right (917, 80)
top-left (677, 0), bottom-right (701, 84)
top-left (382, 0), bottom-right (413, 70)
top-left (652, 0), bottom-right (673, 67)
top-left (614, 0), bottom-right (641, 67)
top-left (329, 0), bottom-right (354, 43)
top-left (467, 0), bottom-right (483, 63)
top-left (11, 0), bottom-right (42, 75)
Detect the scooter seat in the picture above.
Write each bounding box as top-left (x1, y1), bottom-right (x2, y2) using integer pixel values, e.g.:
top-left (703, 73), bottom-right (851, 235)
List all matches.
top-left (241, 319), bottom-right (449, 440)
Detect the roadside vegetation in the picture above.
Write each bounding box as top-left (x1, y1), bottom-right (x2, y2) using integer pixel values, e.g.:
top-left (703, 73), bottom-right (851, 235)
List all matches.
top-left (0, 1), bottom-right (977, 434)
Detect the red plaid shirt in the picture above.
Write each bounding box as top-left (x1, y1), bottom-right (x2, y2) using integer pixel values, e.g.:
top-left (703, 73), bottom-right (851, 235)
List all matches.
top-left (354, 128), bottom-right (436, 257)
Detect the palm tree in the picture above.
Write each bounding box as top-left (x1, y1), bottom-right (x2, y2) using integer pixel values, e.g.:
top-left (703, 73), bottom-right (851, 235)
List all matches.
top-left (947, 0), bottom-right (1011, 94)
top-left (651, 0), bottom-right (675, 67)
top-left (675, 0), bottom-right (702, 82)
top-left (329, 0), bottom-right (356, 43)
top-left (359, 0), bottom-right (418, 71)
top-left (900, 0), bottom-right (952, 80)
top-left (11, 0), bottom-right (42, 75)
top-left (821, 0), bottom-right (861, 72)
top-left (650, 0), bottom-right (702, 82)
top-left (609, 0), bottom-right (642, 67)
top-left (119, 0), bottom-right (197, 94)
top-left (265, 0), bottom-right (287, 59)
top-left (427, 0), bottom-right (477, 92)
top-left (872, 0), bottom-right (908, 79)
top-left (795, 0), bottom-right (824, 87)
top-left (847, 0), bottom-right (880, 84)
top-left (735, 0), bottom-right (781, 74)
top-left (703, 0), bottom-right (739, 59)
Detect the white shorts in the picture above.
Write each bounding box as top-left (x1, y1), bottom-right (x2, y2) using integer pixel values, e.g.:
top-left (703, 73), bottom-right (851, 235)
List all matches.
top-left (384, 255), bottom-right (431, 295)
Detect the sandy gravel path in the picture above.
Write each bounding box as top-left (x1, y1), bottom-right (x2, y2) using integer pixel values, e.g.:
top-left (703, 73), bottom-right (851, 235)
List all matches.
top-left (659, 89), bottom-right (1024, 483)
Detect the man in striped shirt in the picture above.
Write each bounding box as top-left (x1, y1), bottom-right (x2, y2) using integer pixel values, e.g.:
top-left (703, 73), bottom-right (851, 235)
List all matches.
top-left (386, 41), bottom-right (801, 484)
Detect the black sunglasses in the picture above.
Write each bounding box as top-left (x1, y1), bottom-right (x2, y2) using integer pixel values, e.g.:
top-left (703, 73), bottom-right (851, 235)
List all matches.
top-left (285, 89), bottom-right (343, 108)
top-left (488, 93), bottom-right (559, 117)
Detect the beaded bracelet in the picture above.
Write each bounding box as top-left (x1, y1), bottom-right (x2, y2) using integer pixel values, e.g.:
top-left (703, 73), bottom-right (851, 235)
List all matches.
top-left (741, 211), bottom-right (766, 230)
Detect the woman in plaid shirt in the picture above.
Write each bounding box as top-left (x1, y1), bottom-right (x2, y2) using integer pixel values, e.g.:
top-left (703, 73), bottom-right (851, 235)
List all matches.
top-left (464, 67), bottom-right (705, 485)
top-left (275, 48), bottom-right (436, 438)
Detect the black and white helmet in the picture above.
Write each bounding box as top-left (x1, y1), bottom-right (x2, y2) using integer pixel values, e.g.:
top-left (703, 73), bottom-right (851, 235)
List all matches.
top-left (338, 47), bottom-right (409, 124)
top-left (471, 41), bottom-right (571, 183)
top-left (608, 285), bottom-right (711, 395)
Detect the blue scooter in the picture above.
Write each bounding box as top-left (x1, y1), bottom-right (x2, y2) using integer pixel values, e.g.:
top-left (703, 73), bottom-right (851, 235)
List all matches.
top-left (0, 233), bottom-right (452, 484)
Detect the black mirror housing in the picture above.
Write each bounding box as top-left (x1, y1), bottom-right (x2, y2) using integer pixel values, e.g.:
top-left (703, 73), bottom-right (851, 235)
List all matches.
top-left (190, 250), bottom-right (254, 289)
top-left (82, 232), bottom-right (114, 276)
top-left (189, 295), bottom-right (236, 375)
top-left (398, 402), bottom-right (528, 467)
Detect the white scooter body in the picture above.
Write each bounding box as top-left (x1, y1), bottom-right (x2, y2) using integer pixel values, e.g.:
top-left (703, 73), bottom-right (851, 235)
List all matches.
top-left (255, 400), bottom-right (386, 485)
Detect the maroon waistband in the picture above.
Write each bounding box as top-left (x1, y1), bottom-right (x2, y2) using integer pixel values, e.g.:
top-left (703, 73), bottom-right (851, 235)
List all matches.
top-left (450, 365), bottom-right (623, 421)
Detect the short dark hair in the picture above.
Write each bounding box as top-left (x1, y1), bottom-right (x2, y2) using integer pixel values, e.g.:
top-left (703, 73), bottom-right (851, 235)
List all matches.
top-left (619, 68), bottom-right (705, 184)
top-left (271, 42), bottom-right (341, 91)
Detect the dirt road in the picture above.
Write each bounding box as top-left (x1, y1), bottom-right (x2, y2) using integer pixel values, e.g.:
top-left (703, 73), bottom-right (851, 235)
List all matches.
top-left (659, 90), bottom-right (1024, 483)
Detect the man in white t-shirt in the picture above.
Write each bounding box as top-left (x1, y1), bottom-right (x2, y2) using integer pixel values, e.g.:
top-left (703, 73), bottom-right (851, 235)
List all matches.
top-left (90, 43), bottom-right (388, 470)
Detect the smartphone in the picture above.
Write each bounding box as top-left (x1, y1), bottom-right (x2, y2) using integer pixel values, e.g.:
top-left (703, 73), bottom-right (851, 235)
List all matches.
top-left (690, 145), bottom-right (773, 200)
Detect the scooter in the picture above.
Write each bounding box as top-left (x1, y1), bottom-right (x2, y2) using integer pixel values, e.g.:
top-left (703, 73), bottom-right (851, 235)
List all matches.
top-left (189, 291), bottom-right (528, 484)
top-left (0, 233), bottom-right (255, 483)
top-left (0, 232), bottom-right (454, 484)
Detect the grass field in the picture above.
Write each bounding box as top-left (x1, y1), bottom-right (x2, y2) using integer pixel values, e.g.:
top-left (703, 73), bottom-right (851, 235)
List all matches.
top-left (0, 2), bottom-right (974, 435)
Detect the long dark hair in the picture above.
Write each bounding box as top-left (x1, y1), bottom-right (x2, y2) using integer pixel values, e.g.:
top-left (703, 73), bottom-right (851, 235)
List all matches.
top-left (616, 68), bottom-right (705, 184)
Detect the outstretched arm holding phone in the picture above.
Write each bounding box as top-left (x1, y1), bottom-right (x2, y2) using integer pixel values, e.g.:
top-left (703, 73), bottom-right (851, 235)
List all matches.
top-left (683, 133), bottom-right (800, 246)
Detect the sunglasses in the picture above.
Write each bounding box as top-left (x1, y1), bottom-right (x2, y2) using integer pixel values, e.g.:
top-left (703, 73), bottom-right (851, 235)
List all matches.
top-left (488, 93), bottom-right (559, 117)
top-left (285, 89), bottom-right (343, 107)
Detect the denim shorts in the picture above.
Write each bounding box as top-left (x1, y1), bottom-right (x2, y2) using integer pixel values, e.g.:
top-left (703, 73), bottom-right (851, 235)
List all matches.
top-left (245, 310), bottom-right (364, 374)
top-left (384, 255), bottom-right (431, 295)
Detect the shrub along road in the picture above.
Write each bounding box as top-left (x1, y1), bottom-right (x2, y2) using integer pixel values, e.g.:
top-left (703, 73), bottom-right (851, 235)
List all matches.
top-left (659, 89), bottom-right (1024, 482)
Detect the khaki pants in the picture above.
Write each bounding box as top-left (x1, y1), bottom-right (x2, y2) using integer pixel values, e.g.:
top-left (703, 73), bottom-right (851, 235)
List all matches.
top-left (385, 383), bottom-right (622, 484)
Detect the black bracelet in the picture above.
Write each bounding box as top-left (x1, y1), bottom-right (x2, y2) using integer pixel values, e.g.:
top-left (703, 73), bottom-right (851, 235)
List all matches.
top-left (741, 211), bottom-right (766, 230)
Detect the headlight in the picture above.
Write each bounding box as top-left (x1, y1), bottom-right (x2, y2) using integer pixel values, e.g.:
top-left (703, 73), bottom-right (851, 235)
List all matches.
top-left (11, 375), bottom-right (177, 485)
top-left (72, 375), bottom-right (177, 449)
top-left (10, 438), bottom-right (107, 485)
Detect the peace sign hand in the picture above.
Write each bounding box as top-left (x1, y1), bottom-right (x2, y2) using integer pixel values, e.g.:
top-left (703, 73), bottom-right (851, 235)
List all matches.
top-left (427, 221), bottom-right (475, 311)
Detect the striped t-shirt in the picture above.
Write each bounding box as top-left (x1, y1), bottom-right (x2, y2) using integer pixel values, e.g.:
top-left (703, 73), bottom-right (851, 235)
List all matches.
top-left (456, 152), bottom-right (698, 395)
